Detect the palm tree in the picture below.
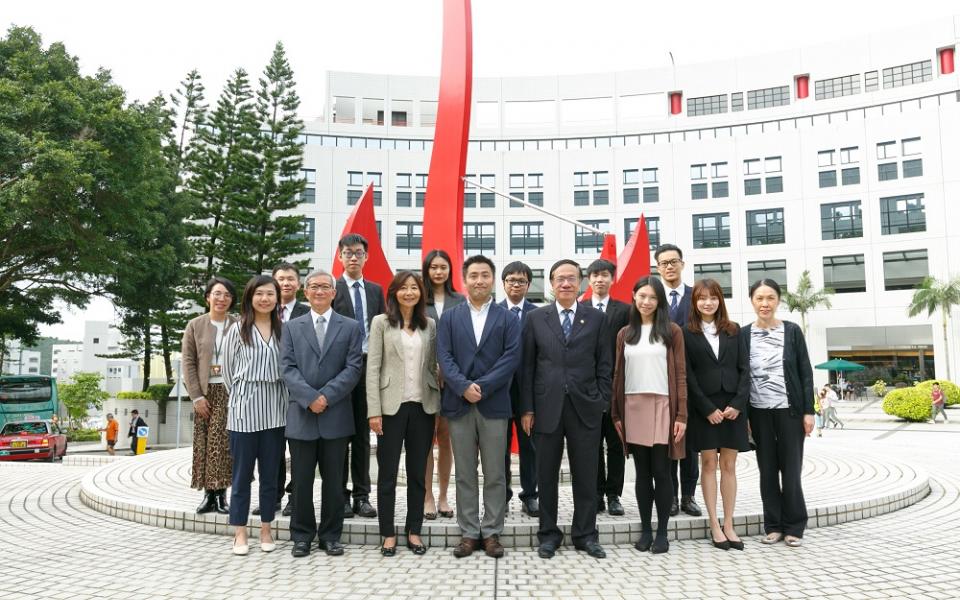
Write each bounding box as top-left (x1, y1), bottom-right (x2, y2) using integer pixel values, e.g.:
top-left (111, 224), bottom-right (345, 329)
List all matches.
top-left (780, 270), bottom-right (833, 337)
top-left (908, 276), bottom-right (960, 381)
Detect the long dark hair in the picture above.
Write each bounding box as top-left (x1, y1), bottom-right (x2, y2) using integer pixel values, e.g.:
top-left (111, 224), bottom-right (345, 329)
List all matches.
top-left (239, 275), bottom-right (282, 345)
top-left (422, 249), bottom-right (457, 302)
top-left (687, 279), bottom-right (739, 336)
top-left (386, 271), bottom-right (428, 331)
top-left (624, 276), bottom-right (673, 347)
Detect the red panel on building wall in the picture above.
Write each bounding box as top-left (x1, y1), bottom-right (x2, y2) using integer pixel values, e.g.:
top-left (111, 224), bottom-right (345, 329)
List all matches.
top-left (941, 48), bottom-right (955, 75)
top-left (669, 92), bottom-right (682, 115)
top-left (331, 183), bottom-right (393, 299)
top-left (796, 75), bottom-right (809, 99)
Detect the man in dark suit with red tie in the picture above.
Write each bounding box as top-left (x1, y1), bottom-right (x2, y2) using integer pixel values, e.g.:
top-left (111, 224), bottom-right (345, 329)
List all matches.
top-left (331, 234), bottom-right (386, 520)
top-left (521, 259), bottom-right (611, 560)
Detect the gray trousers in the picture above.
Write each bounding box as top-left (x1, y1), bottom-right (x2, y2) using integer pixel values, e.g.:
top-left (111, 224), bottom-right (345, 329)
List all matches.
top-left (447, 404), bottom-right (509, 539)
top-left (932, 404), bottom-right (948, 422)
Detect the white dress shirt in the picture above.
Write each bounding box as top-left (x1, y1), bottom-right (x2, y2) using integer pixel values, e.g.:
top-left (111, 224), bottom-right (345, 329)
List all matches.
top-left (555, 301), bottom-right (578, 324)
top-left (468, 297), bottom-right (493, 346)
top-left (280, 299), bottom-right (298, 322)
top-left (592, 295), bottom-right (610, 313)
top-left (505, 299), bottom-right (525, 319)
top-left (701, 320), bottom-right (720, 358)
top-left (342, 274), bottom-right (369, 352)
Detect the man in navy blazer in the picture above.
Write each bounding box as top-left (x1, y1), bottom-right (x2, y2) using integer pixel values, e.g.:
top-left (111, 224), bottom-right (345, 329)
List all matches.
top-left (655, 243), bottom-right (702, 518)
top-left (498, 261), bottom-right (540, 517)
top-left (437, 255), bottom-right (521, 559)
top-left (281, 270), bottom-right (363, 558)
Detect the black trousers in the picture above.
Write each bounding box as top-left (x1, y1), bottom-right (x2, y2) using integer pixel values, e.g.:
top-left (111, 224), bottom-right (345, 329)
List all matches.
top-left (629, 443), bottom-right (672, 534)
top-left (670, 435), bottom-right (699, 499)
top-left (535, 395), bottom-right (601, 547)
top-left (289, 436), bottom-right (349, 543)
top-left (750, 408), bottom-right (808, 538)
top-left (271, 439), bottom-right (293, 504)
top-left (505, 415), bottom-right (538, 503)
top-left (343, 361), bottom-right (371, 502)
top-left (228, 427), bottom-right (285, 526)
top-left (597, 411), bottom-right (625, 498)
top-left (376, 402), bottom-right (435, 538)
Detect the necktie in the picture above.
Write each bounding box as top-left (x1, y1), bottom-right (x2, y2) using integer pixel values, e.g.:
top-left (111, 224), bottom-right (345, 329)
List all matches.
top-left (597, 302), bottom-right (605, 313)
top-left (315, 315), bottom-right (327, 354)
top-left (511, 306), bottom-right (522, 320)
top-left (670, 290), bottom-right (679, 317)
top-left (561, 309), bottom-right (573, 340)
top-left (353, 282), bottom-right (366, 338)
top-left (279, 305), bottom-right (286, 322)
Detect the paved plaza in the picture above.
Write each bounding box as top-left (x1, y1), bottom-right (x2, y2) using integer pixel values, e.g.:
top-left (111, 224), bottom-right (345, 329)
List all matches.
top-left (1, 402), bottom-right (959, 599)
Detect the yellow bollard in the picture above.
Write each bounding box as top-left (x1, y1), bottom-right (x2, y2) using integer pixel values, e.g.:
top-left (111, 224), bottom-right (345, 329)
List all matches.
top-left (135, 426), bottom-right (149, 455)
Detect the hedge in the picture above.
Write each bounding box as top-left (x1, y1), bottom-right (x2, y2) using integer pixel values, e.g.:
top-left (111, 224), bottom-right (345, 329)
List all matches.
top-left (116, 391), bottom-right (151, 400)
top-left (67, 428), bottom-right (102, 442)
top-left (914, 380), bottom-right (959, 406)
top-left (881, 382), bottom-right (957, 422)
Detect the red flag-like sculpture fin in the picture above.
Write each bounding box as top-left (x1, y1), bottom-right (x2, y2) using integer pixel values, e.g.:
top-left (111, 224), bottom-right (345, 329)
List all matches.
top-left (580, 233), bottom-right (618, 301)
top-left (610, 215), bottom-right (652, 304)
top-left (420, 0), bottom-right (473, 292)
top-left (331, 183), bottom-right (393, 298)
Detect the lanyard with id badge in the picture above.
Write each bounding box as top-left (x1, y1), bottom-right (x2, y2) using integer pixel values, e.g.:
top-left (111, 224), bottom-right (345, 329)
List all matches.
top-left (210, 322), bottom-right (226, 378)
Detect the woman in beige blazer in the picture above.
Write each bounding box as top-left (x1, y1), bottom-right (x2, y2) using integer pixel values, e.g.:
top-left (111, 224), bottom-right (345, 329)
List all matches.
top-left (182, 276), bottom-right (239, 515)
top-left (366, 271), bottom-right (441, 556)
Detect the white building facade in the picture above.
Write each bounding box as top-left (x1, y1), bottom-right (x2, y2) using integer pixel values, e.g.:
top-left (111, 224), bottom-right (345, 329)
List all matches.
top-left (282, 18), bottom-right (959, 384)
top-left (2, 341), bottom-right (41, 375)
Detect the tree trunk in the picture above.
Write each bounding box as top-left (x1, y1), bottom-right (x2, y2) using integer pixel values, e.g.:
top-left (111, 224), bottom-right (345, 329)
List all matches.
top-left (942, 311), bottom-right (951, 382)
top-left (160, 317), bottom-right (173, 384)
top-left (141, 321), bottom-right (152, 392)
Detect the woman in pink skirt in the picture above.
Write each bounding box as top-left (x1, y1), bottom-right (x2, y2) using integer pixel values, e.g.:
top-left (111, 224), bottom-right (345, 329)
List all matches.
top-left (611, 276), bottom-right (687, 554)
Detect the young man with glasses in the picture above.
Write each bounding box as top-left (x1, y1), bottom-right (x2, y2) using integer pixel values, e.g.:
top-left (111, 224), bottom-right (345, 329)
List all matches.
top-left (331, 234), bottom-right (386, 519)
top-left (654, 244), bottom-right (702, 518)
top-left (498, 261), bottom-right (539, 518)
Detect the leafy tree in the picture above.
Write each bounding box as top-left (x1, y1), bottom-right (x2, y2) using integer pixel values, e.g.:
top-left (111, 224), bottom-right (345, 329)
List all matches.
top-left (908, 275), bottom-right (960, 381)
top-left (59, 372), bottom-right (109, 429)
top-left (779, 270), bottom-right (833, 337)
top-left (219, 42), bottom-right (307, 280)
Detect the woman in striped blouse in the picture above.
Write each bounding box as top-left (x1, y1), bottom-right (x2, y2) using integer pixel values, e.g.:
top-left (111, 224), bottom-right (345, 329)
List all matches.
top-left (222, 275), bottom-right (288, 555)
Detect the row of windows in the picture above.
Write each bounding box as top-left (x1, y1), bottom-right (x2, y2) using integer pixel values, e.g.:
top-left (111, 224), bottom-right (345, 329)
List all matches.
top-left (815, 74), bottom-right (861, 101)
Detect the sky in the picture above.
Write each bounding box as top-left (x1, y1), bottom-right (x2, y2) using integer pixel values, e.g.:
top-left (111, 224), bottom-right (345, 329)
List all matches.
top-left (5, 0), bottom-right (956, 341)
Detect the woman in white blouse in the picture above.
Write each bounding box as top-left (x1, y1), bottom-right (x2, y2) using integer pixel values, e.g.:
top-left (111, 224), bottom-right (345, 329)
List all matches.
top-left (222, 275), bottom-right (288, 555)
top-left (367, 271), bottom-right (441, 555)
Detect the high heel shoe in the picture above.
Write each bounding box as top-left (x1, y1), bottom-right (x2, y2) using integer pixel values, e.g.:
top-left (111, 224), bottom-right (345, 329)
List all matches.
top-left (711, 537), bottom-right (731, 550)
top-left (406, 537), bottom-right (428, 555)
top-left (727, 538), bottom-right (744, 551)
top-left (380, 538), bottom-right (397, 557)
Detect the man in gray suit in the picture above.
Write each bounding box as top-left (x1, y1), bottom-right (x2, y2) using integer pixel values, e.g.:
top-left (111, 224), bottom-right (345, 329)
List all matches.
top-left (281, 270), bottom-right (363, 558)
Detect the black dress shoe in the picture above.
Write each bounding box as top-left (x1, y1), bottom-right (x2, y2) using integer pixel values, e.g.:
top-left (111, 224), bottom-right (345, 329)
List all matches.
top-left (634, 530), bottom-right (653, 552)
top-left (537, 542), bottom-right (558, 559)
top-left (651, 535), bottom-right (670, 554)
top-left (353, 499), bottom-right (377, 518)
top-left (343, 502), bottom-right (354, 518)
top-left (214, 490), bottom-right (229, 515)
top-left (669, 497), bottom-right (680, 516)
top-left (291, 541), bottom-right (311, 557)
top-left (575, 541), bottom-right (606, 559)
top-left (607, 496), bottom-right (625, 516)
top-left (281, 497), bottom-right (293, 517)
top-left (727, 538), bottom-right (745, 551)
top-left (521, 498), bottom-right (540, 517)
top-left (596, 496), bottom-right (606, 513)
top-left (196, 491), bottom-right (217, 515)
top-left (318, 540), bottom-right (345, 556)
top-left (251, 505), bottom-right (261, 516)
top-left (711, 538), bottom-right (731, 551)
top-left (681, 496), bottom-right (702, 517)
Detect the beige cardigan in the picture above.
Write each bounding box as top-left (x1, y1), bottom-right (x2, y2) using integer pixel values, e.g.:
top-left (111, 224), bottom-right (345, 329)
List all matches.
top-left (366, 314), bottom-right (441, 417)
top-left (181, 313), bottom-right (239, 402)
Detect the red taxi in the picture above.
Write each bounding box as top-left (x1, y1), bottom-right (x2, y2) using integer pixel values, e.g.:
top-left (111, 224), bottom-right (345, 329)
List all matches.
top-left (0, 420), bottom-right (68, 462)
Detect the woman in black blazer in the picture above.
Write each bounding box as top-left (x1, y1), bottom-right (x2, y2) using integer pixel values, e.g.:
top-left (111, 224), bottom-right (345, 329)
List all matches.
top-left (421, 249), bottom-right (465, 519)
top-left (741, 279), bottom-right (815, 548)
top-left (683, 279), bottom-right (750, 551)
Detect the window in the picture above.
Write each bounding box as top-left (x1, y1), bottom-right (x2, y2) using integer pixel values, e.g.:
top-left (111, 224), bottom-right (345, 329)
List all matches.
top-left (688, 94), bottom-right (728, 116)
top-left (823, 254), bottom-right (866, 293)
top-left (574, 220), bottom-right (609, 254)
top-left (625, 217), bottom-right (660, 251)
top-left (299, 169), bottom-right (316, 204)
top-left (528, 191), bottom-right (544, 207)
top-left (818, 150), bottom-right (835, 167)
top-left (878, 162), bottom-right (898, 181)
top-left (348, 171), bottom-right (363, 186)
top-left (877, 141), bottom-right (896, 160)
top-left (883, 250), bottom-right (928, 290)
top-left (842, 167), bottom-right (860, 185)
top-left (690, 164), bottom-right (707, 180)
top-left (815, 74), bottom-right (861, 100)
top-left (765, 157), bottom-right (782, 173)
top-left (731, 92), bottom-right (744, 112)
top-left (529, 173), bottom-right (543, 188)
top-left (572, 170), bottom-right (609, 206)
top-left (864, 71), bottom-right (879, 92)
top-left (347, 189), bottom-right (362, 205)
top-left (882, 60), bottom-right (933, 89)
top-left (396, 221), bottom-right (422, 254)
top-left (766, 176), bottom-right (783, 193)
top-left (820, 200), bottom-right (863, 240)
top-left (593, 189), bottom-right (609, 205)
top-left (397, 191), bottom-right (412, 207)
top-left (746, 208), bottom-right (785, 245)
top-left (623, 188), bottom-right (639, 204)
top-left (691, 183), bottom-right (708, 200)
top-left (880, 194), bottom-right (925, 235)
top-left (594, 171), bottom-right (609, 186)
top-left (819, 170), bottom-right (837, 188)
top-left (624, 167), bottom-right (659, 204)
top-left (744, 159), bottom-right (761, 175)
top-left (510, 222), bottom-right (544, 255)
top-left (396, 173), bottom-right (411, 188)
top-left (902, 159), bottom-right (923, 178)
top-left (574, 190), bottom-right (589, 206)
top-left (642, 168), bottom-right (658, 184)
top-left (347, 171), bottom-right (381, 206)
top-left (748, 260), bottom-right (788, 290)
top-left (712, 162), bottom-right (728, 178)
top-left (574, 172), bottom-right (589, 187)
top-left (509, 174), bottom-right (524, 188)
top-left (93, 338), bottom-right (100, 345)
top-left (694, 263), bottom-right (733, 298)
top-left (301, 218), bottom-right (315, 251)
top-left (902, 137), bottom-right (921, 156)
top-left (712, 181), bottom-right (729, 198)
top-left (300, 187), bottom-right (316, 203)
top-left (744, 178), bottom-right (761, 196)
top-left (464, 222), bottom-right (495, 253)
top-left (527, 269), bottom-right (545, 303)
top-left (692, 213), bottom-right (730, 249)
top-left (840, 146), bottom-right (859, 164)
top-left (643, 187), bottom-right (660, 203)
top-left (623, 169), bottom-right (639, 185)
top-left (747, 85), bottom-right (790, 110)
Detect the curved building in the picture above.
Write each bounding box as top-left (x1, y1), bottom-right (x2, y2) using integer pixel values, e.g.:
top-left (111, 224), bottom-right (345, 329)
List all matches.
top-left (289, 17), bottom-right (959, 383)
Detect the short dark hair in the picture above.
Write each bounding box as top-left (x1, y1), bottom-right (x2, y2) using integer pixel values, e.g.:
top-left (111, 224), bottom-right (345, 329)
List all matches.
top-left (586, 259), bottom-right (616, 278)
top-left (749, 278), bottom-right (782, 299)
top-left (654, 243), bottom-right (684, 262)
top-left (462, 255), bottom-right (496, 278)
top-left (131, 409), bottom-right (139, 415)
top-left (272, 262), bottom-right (300, 277)
top-left (338, 233), bottom-right (368, 252)
top-left (933, 381), bottom-right (940, 386)
top-left (501, 261), bottom-right (533, 283)
top-left (204, 276), bottom-right (237, 310)
top-left (549, 259), bottom-right (581, 281)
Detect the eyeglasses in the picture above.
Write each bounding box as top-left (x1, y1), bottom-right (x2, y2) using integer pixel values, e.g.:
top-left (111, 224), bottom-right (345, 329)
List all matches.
top-left (504, 278), bottom-right (529, 287)
top-left (657, 259), bottom-right (683, 268)
top-left (341, 250), bottom-right (367, 259)
top-left (209, 292), bottom-right (232, 299)
top-left (307, 284), bottom-right (335, 293)
top-left (553, 276), bottom-right (579, 285)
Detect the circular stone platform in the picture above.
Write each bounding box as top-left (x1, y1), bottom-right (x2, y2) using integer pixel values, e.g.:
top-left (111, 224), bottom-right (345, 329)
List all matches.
top-left (80, 446), bottom-right (928, 548)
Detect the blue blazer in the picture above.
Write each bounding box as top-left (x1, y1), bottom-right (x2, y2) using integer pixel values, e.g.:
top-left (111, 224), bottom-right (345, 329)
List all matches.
top-left (668, 284), bottom-right (694, 327)
top-left (281, 311), bottom-right (363, 441)
top-left (437, 300), bottom-right (522, 420)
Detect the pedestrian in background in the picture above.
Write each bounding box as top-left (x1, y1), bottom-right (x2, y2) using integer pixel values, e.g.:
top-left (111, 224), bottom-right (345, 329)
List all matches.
top-left (931, 382), bottom-right (948, 423)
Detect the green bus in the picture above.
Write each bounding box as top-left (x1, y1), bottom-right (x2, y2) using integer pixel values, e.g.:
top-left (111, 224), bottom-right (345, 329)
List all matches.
top-left (0, 375), bottom-right (59, 428)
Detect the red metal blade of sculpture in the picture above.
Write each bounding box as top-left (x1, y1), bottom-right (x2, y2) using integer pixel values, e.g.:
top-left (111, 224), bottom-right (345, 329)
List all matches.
top-left (580, 233), bottom-right (619, 301)
top-left (331, 182), bottom-right (393, 298)
top-left (610, 215), bottom-right (652, 304)
top-left (421, 0), bottom-right (473, 292)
